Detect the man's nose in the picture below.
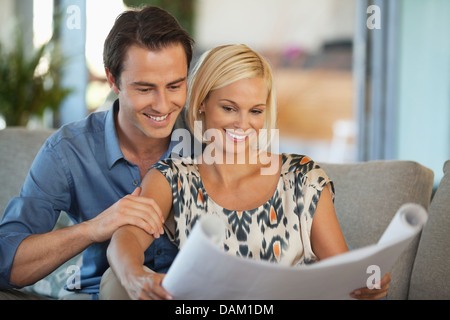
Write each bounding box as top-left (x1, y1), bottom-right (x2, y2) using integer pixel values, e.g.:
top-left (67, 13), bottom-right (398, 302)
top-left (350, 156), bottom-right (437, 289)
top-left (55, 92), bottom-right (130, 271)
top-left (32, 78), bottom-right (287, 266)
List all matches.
top-left (152, 90), bottom-right (170, 114)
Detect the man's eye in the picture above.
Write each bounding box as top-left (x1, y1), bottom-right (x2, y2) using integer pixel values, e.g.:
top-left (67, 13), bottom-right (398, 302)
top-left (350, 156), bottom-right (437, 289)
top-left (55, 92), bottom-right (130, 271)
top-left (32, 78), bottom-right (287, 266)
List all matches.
top-left (169, 85), bottom-right (181, 90)
top-left (137, 88), bottom-right (150, 93)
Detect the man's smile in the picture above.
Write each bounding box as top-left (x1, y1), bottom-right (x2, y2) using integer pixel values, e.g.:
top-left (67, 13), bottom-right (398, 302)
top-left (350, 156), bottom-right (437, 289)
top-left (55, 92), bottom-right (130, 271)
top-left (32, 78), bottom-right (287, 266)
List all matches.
top-left (143, 113), bottom-right (170, 122)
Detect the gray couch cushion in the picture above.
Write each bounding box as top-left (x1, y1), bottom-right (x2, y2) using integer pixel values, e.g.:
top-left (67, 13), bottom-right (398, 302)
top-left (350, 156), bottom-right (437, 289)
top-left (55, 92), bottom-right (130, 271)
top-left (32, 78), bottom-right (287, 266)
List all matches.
top-left (0, 127), bottom-right (54, 219)
top-left (409, 160), bottom-right (450, 299)
top-left (0, 127), bottom-right (83, 299)
top-left (320, 161), bottom-right (434, 300)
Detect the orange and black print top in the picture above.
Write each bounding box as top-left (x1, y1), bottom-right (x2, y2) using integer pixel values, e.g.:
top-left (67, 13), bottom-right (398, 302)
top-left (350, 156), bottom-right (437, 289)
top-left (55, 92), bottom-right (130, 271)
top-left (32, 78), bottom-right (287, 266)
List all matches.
top-left (152, 154), bottom-right (334, 266)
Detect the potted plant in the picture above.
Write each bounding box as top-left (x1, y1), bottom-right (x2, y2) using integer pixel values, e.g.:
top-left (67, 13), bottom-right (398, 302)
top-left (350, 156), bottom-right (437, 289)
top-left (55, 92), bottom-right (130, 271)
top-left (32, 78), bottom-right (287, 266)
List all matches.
top-left (0, 30), bottom-right (72, 127)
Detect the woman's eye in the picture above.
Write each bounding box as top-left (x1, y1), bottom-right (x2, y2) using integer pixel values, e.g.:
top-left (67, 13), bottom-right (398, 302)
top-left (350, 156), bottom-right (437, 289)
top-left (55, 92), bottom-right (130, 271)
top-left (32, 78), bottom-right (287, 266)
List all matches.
top-left (222, 106), bottom-right (234, 112)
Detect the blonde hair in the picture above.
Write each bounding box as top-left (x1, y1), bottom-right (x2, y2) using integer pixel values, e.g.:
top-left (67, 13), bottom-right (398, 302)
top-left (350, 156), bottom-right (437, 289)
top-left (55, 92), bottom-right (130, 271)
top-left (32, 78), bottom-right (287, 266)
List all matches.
top-left (186, 44), bottom-right (277, 139)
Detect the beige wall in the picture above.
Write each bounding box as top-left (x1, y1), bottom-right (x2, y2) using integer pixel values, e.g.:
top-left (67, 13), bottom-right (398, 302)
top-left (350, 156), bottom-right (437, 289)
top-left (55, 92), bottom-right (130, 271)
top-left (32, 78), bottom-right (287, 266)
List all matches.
top-left (0, 0), bottom-right (16, 51)
top-left (194, 0), bottom-right (356, 53)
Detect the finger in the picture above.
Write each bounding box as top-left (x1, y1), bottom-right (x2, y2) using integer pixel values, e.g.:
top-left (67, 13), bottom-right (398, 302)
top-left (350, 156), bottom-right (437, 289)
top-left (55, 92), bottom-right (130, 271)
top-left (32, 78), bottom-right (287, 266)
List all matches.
top-left (125, 195), bottom-right (165, 224)
top-left (135, 200), bottom-right (165, 236)
top-left (125, 215), bottom-right (162, 238)
top-left (350, 270), bottom-right (391, 300)
top-left (380, 272), bottom-right (391, 287)
top-left (350, 285), bottom-right (388, 300)
top-left (119, 197), bottom-right (165, 235)
top-left (138, 198), bottom-right (165, 235)
top-left (353, 289), bottom-right (388, 300)
top-left (131, 187), bottom-right (142, 197)
top-left (125, 210), bottom-right (165, 237)
top-left (151, 284), bottom-right (172, 300)
top-left (142, 275), bottom-right (173, 300)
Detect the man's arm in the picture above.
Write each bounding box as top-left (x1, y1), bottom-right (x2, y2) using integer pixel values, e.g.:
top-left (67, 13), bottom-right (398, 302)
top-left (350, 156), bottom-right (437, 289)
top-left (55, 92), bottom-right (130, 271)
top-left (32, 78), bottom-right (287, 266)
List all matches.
top-left (9, 187), bottom-right (165, 287)
top-left (10, 222), bottom-right (92, 286)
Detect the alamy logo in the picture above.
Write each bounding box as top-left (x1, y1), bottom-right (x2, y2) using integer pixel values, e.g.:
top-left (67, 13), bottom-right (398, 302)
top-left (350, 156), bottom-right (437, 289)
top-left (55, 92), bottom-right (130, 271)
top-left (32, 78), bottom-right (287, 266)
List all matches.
top-left (66, 5), bottom-right (81, 30)
top-left (66, 265), bottom-right (81, 290)
top-left (366, 265), bottom-right (381, 289)
top-left (367, 5), bottom-right (381, 30)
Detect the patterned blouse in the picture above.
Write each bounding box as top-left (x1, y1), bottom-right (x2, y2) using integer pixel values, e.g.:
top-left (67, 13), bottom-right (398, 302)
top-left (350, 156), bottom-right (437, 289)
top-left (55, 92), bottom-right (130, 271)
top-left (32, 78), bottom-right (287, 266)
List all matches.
top-left (152, 153), bottom-right (334, 267)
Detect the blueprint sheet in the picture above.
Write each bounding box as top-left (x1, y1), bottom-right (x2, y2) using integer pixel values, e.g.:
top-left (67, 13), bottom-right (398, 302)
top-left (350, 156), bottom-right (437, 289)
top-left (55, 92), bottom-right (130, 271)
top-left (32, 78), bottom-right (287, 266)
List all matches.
top-left (162, 203), bottom-right (427, 300)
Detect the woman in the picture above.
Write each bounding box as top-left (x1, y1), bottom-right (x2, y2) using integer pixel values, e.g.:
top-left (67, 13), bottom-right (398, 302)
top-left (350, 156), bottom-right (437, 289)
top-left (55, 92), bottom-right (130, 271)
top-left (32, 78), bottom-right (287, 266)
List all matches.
top-left (104, 44), bottom-right (390, 300)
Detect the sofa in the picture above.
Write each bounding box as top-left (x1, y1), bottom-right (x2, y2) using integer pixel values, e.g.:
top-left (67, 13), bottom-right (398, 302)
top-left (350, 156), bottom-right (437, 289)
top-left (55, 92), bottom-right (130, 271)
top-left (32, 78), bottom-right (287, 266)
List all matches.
top-left (0, 127), bottom-right (449, 300)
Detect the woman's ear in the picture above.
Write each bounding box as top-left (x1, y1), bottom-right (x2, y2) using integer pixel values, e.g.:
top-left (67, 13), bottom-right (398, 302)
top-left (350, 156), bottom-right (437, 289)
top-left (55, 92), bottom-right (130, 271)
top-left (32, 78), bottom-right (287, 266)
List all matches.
top-left (105, 68), bottom-right (120, 95)
top-left (199, 102), bottom-right (205, 114)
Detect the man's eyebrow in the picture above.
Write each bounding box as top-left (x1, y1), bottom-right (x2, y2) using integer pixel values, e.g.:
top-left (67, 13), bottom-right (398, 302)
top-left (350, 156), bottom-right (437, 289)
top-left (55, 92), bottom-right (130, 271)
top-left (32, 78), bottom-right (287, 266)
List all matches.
top-left (167, 77), bottom-right (187, 86)
top-left (129, 81), bottom-right (154, 88)
top-left (131, 77), bottom-right (186, 87)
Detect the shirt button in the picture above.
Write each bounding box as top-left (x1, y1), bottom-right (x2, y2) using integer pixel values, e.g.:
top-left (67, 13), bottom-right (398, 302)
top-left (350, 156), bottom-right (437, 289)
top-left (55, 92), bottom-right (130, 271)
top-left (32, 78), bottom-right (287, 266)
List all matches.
top-left (156, 250), bottom-right (162, 255)
top-left (133, 180), bottom-right (139, 186)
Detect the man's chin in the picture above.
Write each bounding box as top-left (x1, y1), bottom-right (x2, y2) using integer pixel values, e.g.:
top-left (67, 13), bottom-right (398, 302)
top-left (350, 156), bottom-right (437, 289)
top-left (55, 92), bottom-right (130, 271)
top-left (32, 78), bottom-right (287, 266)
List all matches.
top-left (143, 125), bottom-right (175, 140)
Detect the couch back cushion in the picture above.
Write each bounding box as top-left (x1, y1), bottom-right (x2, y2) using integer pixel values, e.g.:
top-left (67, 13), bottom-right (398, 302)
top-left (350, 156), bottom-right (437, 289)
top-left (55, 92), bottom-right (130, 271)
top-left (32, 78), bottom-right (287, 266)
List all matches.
top-left (0, 127), bottom-right (54, 219)
top-left (409, 160), bottom-right (450, 299)
top-left (320, 161), bottom-right (434, 300)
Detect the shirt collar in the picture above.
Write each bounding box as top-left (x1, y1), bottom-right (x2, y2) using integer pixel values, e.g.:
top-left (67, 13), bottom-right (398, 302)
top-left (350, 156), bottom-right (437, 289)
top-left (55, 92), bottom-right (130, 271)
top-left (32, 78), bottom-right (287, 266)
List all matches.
top-left (105, 100), bottom-right (124, 169)
top-left (104, 100), bottom-right (191, 169)
top-left (161, 107), bottom-right (193, 160)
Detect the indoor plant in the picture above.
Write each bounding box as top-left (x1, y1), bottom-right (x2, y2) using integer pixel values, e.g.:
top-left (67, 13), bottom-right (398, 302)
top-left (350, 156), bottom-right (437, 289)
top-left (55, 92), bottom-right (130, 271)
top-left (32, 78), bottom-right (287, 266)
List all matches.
top-left (0, 30), bottom-right (71, 127)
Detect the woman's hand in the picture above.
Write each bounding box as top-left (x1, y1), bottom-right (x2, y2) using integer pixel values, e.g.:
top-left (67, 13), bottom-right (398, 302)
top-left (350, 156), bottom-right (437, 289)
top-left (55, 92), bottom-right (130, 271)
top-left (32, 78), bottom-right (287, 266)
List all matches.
top-left (122, 268), bottom-right (173, 300)
top-left (350, 272), bottom-right (391, 300)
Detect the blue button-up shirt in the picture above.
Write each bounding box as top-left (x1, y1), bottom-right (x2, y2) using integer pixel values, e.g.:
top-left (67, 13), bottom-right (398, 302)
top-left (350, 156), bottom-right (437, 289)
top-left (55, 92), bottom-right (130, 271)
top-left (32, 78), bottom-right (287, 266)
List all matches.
top-left (0, 100), bottom-right (192, 294)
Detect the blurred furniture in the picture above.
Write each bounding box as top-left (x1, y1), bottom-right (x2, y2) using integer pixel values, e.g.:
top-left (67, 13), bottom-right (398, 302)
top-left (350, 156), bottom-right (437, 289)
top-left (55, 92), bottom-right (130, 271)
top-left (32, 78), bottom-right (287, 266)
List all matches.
top-left (0, 127), bottom-right (448, 299)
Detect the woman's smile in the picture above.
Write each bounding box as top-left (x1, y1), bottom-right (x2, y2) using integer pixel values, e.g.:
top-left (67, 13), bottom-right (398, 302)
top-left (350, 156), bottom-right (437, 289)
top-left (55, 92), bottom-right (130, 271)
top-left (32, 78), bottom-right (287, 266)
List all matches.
top-left (225, 129), bottom-right (252, 143)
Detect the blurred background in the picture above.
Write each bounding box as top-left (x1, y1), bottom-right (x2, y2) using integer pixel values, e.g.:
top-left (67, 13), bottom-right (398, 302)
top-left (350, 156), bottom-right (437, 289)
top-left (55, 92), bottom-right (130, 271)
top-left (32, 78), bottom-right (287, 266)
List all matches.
top-left (0, 0), bottom-right (448, 185)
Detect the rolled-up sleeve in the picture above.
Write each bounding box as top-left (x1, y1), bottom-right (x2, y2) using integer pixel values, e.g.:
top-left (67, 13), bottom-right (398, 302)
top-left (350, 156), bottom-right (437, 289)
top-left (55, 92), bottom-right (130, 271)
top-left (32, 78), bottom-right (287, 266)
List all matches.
top-left (0, 231), bottom-right (29, 288)
top-left (0, 141), bottom-right (71, 289)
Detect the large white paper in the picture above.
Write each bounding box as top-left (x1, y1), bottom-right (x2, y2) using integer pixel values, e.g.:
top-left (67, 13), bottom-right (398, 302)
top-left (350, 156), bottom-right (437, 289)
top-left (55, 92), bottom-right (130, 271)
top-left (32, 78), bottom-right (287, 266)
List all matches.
top-left (162, 203), bottom-right (427, 300)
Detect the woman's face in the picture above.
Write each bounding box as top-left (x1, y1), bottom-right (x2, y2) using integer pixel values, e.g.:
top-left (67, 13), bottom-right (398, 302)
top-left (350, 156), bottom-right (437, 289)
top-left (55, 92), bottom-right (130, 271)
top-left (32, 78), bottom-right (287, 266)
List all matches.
top-left (200, 77), bottom-right (268, 157)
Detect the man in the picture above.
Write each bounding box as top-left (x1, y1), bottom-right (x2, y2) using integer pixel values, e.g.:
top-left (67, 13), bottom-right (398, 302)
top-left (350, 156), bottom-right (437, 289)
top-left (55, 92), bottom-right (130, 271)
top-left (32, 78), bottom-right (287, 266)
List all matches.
top-left (0, 6), bottom-right (194, 299)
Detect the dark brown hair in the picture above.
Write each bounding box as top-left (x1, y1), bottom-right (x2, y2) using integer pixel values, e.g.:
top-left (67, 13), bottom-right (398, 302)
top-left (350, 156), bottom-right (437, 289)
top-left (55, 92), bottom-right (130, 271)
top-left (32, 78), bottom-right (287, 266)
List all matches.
top-left (103, 6), bottom-right (194, 88)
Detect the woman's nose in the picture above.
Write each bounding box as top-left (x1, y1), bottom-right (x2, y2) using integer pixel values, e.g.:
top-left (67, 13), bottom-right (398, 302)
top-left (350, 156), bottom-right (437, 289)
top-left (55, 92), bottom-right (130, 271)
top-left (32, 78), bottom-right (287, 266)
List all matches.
top-left (234, 113), bottom-right (250, 131)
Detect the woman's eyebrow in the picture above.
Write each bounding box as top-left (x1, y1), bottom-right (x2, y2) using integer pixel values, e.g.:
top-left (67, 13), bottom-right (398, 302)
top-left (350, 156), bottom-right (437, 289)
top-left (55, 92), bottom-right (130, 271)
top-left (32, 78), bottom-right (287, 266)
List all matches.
top-left (219, 99), bottom-right (266, 108)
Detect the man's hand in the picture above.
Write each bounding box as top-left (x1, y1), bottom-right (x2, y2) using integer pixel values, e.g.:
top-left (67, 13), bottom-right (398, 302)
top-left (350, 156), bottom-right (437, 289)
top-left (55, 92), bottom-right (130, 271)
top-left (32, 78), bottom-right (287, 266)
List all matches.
top-left (84, 187), bottom-right (165, 243)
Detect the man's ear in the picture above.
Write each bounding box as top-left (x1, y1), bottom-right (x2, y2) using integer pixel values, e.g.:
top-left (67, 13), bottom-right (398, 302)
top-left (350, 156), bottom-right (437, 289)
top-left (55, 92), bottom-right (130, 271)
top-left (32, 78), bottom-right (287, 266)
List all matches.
top-left (105, 68), bottom-right (120, 95)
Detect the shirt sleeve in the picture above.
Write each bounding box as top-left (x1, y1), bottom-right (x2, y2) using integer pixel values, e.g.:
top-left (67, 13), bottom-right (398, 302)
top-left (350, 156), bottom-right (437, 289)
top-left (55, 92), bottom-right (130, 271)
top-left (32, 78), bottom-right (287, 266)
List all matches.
top-left (0, 141), bottom-right (71, 289)
top-left (290, 155), bottom-right (334, 264)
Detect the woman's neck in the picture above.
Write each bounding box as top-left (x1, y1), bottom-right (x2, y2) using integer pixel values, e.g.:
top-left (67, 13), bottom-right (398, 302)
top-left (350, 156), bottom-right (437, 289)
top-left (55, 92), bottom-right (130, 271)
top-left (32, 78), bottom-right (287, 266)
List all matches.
top-left (198, 151), bottom-right (281, 187)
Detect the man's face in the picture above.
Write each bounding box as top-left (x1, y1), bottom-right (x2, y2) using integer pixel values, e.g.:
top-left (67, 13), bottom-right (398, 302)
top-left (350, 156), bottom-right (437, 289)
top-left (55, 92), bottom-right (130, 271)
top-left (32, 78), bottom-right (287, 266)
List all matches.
top-left (108, 43), bottom-right (188, 141)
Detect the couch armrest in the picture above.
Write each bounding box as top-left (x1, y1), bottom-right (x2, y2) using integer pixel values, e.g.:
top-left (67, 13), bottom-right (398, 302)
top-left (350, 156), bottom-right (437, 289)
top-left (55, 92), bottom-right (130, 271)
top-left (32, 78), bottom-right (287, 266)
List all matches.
top-left (409, 160), bottom-right (450, 299)
top-left (320, 160), bottom-right (434, 300)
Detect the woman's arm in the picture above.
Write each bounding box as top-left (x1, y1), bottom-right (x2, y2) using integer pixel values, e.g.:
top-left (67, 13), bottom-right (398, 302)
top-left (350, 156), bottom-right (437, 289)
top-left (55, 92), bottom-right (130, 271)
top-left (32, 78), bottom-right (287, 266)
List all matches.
top-left (106, 169), bottom-right (174, 300)
top-left (310, 184), bottom-right (390, 300)
top-left (310, 185), bottom-right (348, 259)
